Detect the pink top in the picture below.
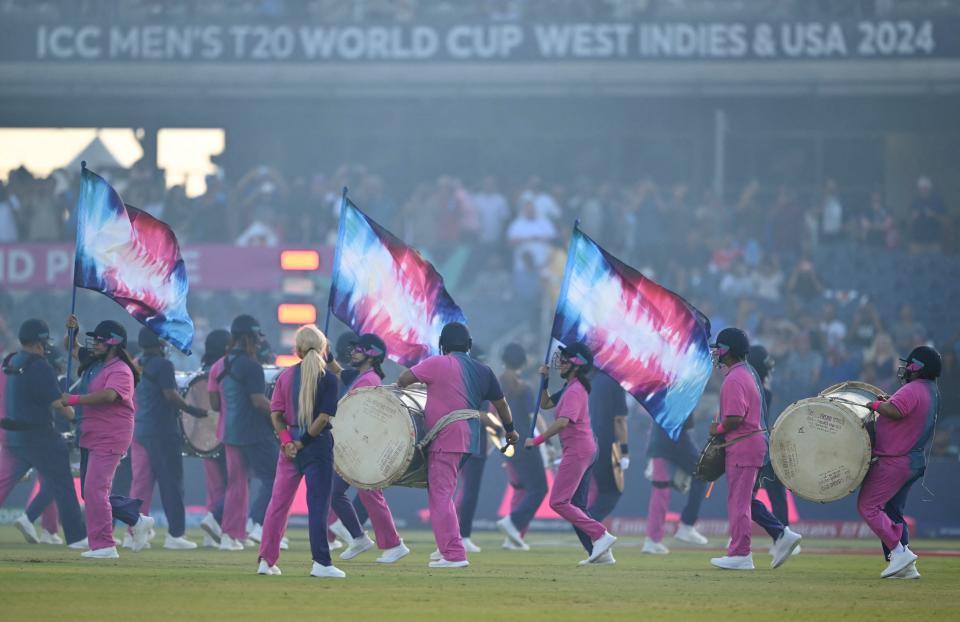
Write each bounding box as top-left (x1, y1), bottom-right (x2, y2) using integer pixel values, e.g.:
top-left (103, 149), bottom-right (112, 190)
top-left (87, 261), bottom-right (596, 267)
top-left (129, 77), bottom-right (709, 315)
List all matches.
top-left (207, 357), bottom-right (226, 441)
top-left (351, 368), bottom-right (381, 391)
top-left (270, 365), bottom-right (296, 427)
top-left (875, 379), bottom-right (938, 466)
top-left (719, 361), bottom-right (766, 468)
top-left (79, 357), bottom-right (136, 454)
top-left (555, 379), bottom-right (595, 455)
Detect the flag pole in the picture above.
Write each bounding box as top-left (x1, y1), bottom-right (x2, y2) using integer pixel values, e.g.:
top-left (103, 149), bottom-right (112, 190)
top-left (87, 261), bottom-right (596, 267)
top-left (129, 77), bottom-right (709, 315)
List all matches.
top-left (527, 218), bottom-right (580, 442)
top-left (323, 186), bottom-right (348, 336)
top-left (64, 161), bottom-right (86, 385)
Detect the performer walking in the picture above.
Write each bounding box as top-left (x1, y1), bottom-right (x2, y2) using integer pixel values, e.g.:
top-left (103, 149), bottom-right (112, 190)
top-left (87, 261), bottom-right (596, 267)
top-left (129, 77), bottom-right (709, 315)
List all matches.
top-left (397, 322), bottom-right (518, 568)
top-left (456, 346), bottom-right (493, 554)
top-left (64, 316), bottom-right (153, 559)
top-left (257, 325), bottom-right (345, 578)
top-left (526, 342), bottom-right (617, 566)
top-left (199, 329), bottom-right (230, 547)
top-left (859, 345), bottom-right (941, 579)
top-left (129, 327), bottom-right (209, 550)
top-left (586, 371), bottom-right (629, 522)
top-left (708, 328), bottom-right (801, 571)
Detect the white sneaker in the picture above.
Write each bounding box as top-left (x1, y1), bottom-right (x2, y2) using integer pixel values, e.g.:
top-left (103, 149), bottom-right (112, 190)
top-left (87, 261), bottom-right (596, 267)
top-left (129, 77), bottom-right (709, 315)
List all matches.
top-left (428, 558), bottom-right (469, 568)
top-left (329, 519), bottom-right (354, 545)
top-left (587, 532), bottom-right (617, 562)
top-left (14, 515), bottom-right (39, 544)
top-left (429, 548), bottom-right (443, 562)
top-left (82, 546), bottom-right (120, 559)
top-left (67, 537), bottom-right (89, 550)
top-left (376, 541), bottom-right (411, 563)
top-left (219, 534), bottom-right (245, 551)
top-left (280, 537), bottom-right (289, 551)
top-left (131, 515), bottom-right (155, 552)
top-left (244, 538), bottom-right (257, 548)
top-left (496, 516), bottom-right (525, 547)
top-left (674, 523), bottom-right (709, 546)
top-left (882, 546), bottom-right (919, 578)
top-left (771, 527), bottom-right (802, 569)
top-left (888, 561), bottom-right (920, 580)
top-left (329, 539), bottom-right (344, 551)
top-left (711, 554), bottom-right (755, 570)
top-left (502, 537), bottom-right (530, 551)
top-left (202, 534), bottom-right (218, 548)
top-left (311, 562), bottom-right (346, 578)
top-left (642, 537), bottom-right (670, 555)
top-left (257, 559), bottom-right (282, 575)
top-left (248, 523), bottom-right (263, 543)
top-left (462, 537), bottom-right (482, 553)
top-left (38, 529), bottom-right (63, 545)
top-left (200, 513), bottom-right (222, 543)
top-left (579, 550), bottom-right (616, 566)
top-left (340, 534), bottom-right (376, 560)
top-left (164, 535), bottom-right (198, 550)
top-left (121, 533), bottom-right (135, 549)
top-left (148, 528), bottom-right (156, 542)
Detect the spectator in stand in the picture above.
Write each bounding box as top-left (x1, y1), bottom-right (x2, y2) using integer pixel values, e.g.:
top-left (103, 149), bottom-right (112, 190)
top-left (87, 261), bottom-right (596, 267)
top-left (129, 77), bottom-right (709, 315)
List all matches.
top-left (819, 179), bottom-right (844, 243)
top-left (848, 302), bottom-right (884, 352)
top-left (506, 198), bottom-right (557, 271)
top-left (751, 254), bottom-right (785, 302)
top-left (471, 176), bottom-right (511, 246)
top-left (819, 303), bottom-right (847, 350)
top-left (771, 186), bottom-right (806, 260)
top-left (786, 256), bottom-right (824, 303)
top-left (822, 342), bottom-right (862, 387)
top-left (892, 304), bottom-right (927, 354)
top-left (191, 175), bottom-right (229, 242)
top-left (719, 259), bottom-right (755, 299)
top-left (909, 176), bottom-right (946, 252)
top-left (0, 181), bottom-right (21, 242)
top-left (864, 332), bottom-right (898, 391)
top-left (518, 176), bottom-right (561, 223)
top-left (357, 174), bottom-right (397, 229)
top-left (779, 331), bottom-right (823, 401)
top-left (512, 251), bottom-right (544, 331)
top-left (236, 207), bottom-right (281, 247)
top-left (859, 190), bottom-right (896, 248)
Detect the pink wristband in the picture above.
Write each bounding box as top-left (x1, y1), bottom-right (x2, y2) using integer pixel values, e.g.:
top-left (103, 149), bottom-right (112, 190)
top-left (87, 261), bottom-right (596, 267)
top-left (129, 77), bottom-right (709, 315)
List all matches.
top-left (279, 430), bottom-right (294, 445)
top-left (868, 400), bottom-right (883, 412)
top-left (67, 395), bottom-right (81, 406)
top-left (715, 422), bottom-right (726, 434)
top-left (531, 434), bottom-right (546, 446)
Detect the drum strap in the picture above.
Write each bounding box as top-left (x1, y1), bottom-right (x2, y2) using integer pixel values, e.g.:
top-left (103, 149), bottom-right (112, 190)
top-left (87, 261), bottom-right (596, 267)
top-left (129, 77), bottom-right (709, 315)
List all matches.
top-left (417, 410), bottom-right (480, 450)
top-left (714, 429), bottom-right (765, 449)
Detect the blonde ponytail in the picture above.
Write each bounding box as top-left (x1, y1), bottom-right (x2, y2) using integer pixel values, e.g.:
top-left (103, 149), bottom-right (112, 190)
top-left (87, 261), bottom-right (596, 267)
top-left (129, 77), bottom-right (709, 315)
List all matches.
top-left (296, 324), bottom-right (328, 430)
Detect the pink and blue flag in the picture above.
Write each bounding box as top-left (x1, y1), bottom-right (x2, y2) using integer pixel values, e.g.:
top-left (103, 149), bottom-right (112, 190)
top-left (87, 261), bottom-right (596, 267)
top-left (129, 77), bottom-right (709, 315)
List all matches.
top-left (551, 226), bottom-right (712, 440)
top-left (74, 166), bottom-right (194, 354)
top-left (328, 197), bottom-right (466, 367)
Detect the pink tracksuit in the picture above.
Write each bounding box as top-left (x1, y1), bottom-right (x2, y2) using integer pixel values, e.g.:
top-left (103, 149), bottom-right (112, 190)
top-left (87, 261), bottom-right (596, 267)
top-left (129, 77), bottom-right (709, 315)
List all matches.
top-left (646, 458), bottom-right (671, 543)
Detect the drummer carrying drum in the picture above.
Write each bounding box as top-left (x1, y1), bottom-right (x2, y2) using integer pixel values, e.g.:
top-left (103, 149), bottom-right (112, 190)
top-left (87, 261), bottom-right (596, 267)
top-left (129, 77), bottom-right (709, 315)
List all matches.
top-left (859, 345), bottom-right (941, 580)
top-left (708, 327), bottom-right (801, 571)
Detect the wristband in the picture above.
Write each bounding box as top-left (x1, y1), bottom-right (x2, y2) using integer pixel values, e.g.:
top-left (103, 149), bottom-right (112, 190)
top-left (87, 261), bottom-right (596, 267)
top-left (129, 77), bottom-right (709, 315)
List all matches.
top-left (531, 434), bottom-right (546, 446)
top-left (619, 443), bottom-right (629, 455)
top-left (868, 400), bottom-right (883, 412)
top-left (503, 421), bottom-right (515, 434)
top-left (715, 422), bottom-right (726, 435)
top-left (67, 394), bottom-right (81, 406)
top-left (278, 430), bottom-right (294, 445)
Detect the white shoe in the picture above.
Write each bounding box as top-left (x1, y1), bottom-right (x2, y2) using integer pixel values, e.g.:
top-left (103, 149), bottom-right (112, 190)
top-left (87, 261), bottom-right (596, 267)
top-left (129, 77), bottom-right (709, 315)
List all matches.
top-left (329, 519), bottom-right (354, 545)
top-left (311, 562), bottom-right (346, 578)
top-left (148, 528), bottom-right (156, 542)
top-left (200, 513), bottom-right (222, 543)
top-left (121, 533), bottom-right (135, 549)
top-left (82, 546), bottom-right (120, 559)
top-left (340, 534), bottom-right (376, 560)
top-left (429, 548), bottom-right (442, 562)
top-left (579, 550), bottom-right (616, 566)
top-left (587, 532), bottom-right (617, 562)
top-left (257, 560), bottom-right (282, 575)
top-left (428, 558), bottom-right (469, 568)
top-left (882, 546), bottom-right (919, 578)
top-left (496, 516), bottom-right (525, 547)
top-left (202, 534), bottom-right (219, 548)
top-left (38, 529), bottom-right (63, 545)
top-left (244, 538), bottom-right (257, 547)
top-left (462, 537), bottom-right (482, 553)
top-left (248, 523), bottom-right (263, 543)
top-left (329, 539), bottom-right (344, 551)
top-left (219, 534), bottom-right (245, 551)
top-left (131, 515), bottom-right (155, 552)
top-left (711, 554), bottom-right (755, 570)
top-left (674, 523), bottom-right (709, 546)
top-left (376, 541), bottom-right (411, 563)
top-left (642, 537), bottom-right (670, 555)
top-left (164, 535), bottom-right (198, 550)
top-left (502, 537), bottom-right (530, 551)
top-left (14, 515), bottom-right (39, 544)
top-left (280, 537), bottom-right (289, 551)
top-left (67, 537), bottom-right (88, 550)
top-left (771, 527), bottom-right (802, 569)
top-left (888, 561), bottom-right (920, 580)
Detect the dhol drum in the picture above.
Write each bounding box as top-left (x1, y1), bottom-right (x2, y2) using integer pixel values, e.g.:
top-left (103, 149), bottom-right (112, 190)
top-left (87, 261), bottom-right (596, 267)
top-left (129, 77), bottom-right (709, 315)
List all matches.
top-left (693, 435), bottom-right (726, 482)
top-left (769, 381), bottom-right (886, 503)
top-left (176, 365), bottom-right (284, 459)
top-left (334, 385), bottom-right (429, 490)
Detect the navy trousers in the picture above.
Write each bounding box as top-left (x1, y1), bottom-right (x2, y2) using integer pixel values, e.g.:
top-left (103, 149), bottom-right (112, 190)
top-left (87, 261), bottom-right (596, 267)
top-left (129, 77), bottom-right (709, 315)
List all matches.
top-left (239, 439), bottom-right (279, 526)
top-left (138, 435), bottom-right (187, 537)
top-left (457, 454), bottom-right (486, 537)
top-left (297, 431), bottom-right (335, 566)
top-left (751, 462), bottom-right (785, 541)
top-left (508, 444), bottom-right (548, 531)
top-left (8, 441), bottom-right (86, 544)
top-left (79, 448), bottom-right (142, 527)
top-left (331, 473), bottom-right (365, 539)
top-left (352, 492), bottom-right (369, 525)
top-left (588, 439), bottom-right (622, 522)
top-left (881, 468), bottom-right (922, 560)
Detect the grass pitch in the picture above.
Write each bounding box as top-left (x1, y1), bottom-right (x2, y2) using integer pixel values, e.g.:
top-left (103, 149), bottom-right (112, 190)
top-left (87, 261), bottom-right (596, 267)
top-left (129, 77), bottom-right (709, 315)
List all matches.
top-left (1, 527), bottom-right (958, 622)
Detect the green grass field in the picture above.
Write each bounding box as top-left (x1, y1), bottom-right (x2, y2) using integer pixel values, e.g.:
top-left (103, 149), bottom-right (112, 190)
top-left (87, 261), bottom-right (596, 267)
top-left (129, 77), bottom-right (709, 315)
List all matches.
top-left (1, 527), bottom-right (958, 621)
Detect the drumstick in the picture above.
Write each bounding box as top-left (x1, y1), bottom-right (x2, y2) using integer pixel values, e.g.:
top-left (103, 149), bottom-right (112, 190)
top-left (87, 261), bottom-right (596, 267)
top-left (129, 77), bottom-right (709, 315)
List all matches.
top-left (705, 481), bottom-right (714, 498)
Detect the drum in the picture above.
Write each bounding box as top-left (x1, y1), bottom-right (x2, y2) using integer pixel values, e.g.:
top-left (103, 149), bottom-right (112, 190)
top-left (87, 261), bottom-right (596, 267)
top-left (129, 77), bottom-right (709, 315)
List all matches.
top-left (334, 385), bottom-right (428, 490)
top-left (176, 365), bottom-right (285, 459)
top-left (693, 435), bottom-right (726, 482)
top-left (769, 381), bottom-right (885, 503)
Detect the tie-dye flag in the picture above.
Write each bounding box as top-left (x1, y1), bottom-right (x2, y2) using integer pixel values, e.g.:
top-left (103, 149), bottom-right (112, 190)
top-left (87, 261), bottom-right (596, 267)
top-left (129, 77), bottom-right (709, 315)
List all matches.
top-left (328, 197), bottom-right (467, 367)
top-left (551, 226), bottom-right (712, 440)
top-left (73, 166), bottom-right (194, 354)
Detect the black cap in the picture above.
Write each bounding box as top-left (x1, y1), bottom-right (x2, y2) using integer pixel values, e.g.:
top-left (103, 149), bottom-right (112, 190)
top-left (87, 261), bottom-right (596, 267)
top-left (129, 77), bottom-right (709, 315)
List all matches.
top-left (138, 326), bottom-right (163, 349)
top-left (558, 342), bottom-right (594, 369)
top-left (230, 314), bottom-right (263, 338)
top-left (710, 327), bottom-right (750, 359)
top-left (901, 345), bottom-right (942, 379)
top-left (352, 333), bottom-right (387, 361)
top-left (18, 318), bottom-right (52, 345)
top-left (86, 320), bottom-right (127, 348)
top-left (204, 329), bottom-right (231, 360)
top-left (439, 322), bottom-right (471, 353)
top-left (502, 342), bottom-right (527, 370)
top-left (747, 345), bottom-right (774, 379)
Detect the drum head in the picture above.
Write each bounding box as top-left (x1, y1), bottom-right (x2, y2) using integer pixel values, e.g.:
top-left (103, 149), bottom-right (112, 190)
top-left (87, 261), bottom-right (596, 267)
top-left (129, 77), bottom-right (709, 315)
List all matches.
top-left (179, 373), bottom-right (222, 458)
top-left (694, 436), bottom-right (725, 482)
top-left (819, 381), bottom-right (888, 422)
top-left (334, 386), bottom-right (423, 490)
top-left (770, 397), bottom-right (872, 503)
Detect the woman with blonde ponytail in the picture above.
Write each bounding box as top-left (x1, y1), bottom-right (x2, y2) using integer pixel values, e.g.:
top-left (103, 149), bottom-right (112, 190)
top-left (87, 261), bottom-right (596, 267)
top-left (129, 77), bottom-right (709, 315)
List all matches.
top-left (256, 325), bottom-right (345, 578)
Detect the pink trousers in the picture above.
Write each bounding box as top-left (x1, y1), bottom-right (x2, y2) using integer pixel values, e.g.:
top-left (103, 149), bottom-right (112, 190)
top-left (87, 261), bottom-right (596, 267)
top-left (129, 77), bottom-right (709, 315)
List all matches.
top-left (550, 450), bottom-right (606, 542)
top-left (359, 489), bottom-right (402, 549)
top-left (428, 451), bottom-right (466, 562)
top-left (258, 454), bottom-right (297, 567)
top-left (727, 464), bottom-right (758, 556)
top-left (646, 458), bottom-right (671, 543)
top-left (84, 448), bottom-right (124, 550)
top-left (222, 445), bottom-right (249, 540)
top-left (857, 456), bottom-right (913, 550)
top-left (129, 440), bottom-right (154, 516)
top-left (203, 457), bottom-right (226, 514)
